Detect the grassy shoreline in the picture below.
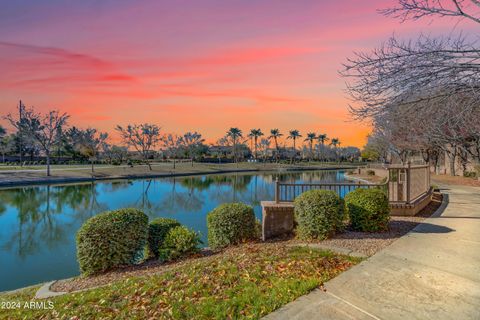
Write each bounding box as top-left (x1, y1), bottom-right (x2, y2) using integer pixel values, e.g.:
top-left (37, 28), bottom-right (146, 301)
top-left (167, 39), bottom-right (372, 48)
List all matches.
top-left (0, 162), bottom-right (361, 188)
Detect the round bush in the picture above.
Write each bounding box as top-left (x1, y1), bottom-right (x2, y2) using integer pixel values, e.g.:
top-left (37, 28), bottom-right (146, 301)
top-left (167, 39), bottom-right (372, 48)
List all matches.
top-left (146, 218), bottom-right (181, 258)
top-left (76, 208), bottom-right (148, 276)
top-left (345, 188), bottom-right (390, 232)
top-left (207, 203), bottom-right (257, 250)
top-left (294, 190), bottom-right (345, 240)
top-left (158, 226), bottom-right (201, 262)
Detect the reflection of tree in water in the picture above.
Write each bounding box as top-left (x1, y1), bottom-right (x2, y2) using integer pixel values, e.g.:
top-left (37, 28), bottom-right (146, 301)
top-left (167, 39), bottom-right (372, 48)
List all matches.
top-left (0, 182), bottom-right (108, 259)
top-left (127, 179), bottom-right (205, 218)
top-left (178, 174), bottom-right (253, 192)
top-left (1, 186), bottom-right (63, 258)
top-left (159, 178), bottom-right (204, 214)
top-left (261, 170), bottom-right (343, 184)
top-left (53, 183), bottom-right (108, 220)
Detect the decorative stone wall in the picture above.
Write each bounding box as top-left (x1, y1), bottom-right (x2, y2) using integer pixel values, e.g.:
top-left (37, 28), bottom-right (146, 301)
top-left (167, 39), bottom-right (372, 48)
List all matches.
top-left (261, 201), bottom-right (295, 240)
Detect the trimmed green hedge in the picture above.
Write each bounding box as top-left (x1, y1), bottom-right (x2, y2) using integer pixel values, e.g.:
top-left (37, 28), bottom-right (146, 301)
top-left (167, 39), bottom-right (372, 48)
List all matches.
top-left (207, 203), bottom-right (257, 250)
top-left (158, 226), bottom-right (201, 262)
top-left (146, 218), bottom-right (181, 258)
top-left (345, 188), bottom-right (390, 232)
top-left (76, 208), bottom-right (148, 276)
top-left (294, 190), bottom-right (344, 240)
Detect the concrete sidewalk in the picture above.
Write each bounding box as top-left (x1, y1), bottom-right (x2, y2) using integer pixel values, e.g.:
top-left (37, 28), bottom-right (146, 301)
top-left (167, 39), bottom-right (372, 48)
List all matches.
top-left (265, 184), bottom-right (480, 320)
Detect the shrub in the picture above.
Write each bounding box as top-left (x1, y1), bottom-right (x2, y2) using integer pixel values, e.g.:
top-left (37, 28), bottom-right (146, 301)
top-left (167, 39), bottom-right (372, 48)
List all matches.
top-left (294, 190), bottom-right (345, 240)
top-left (463, 171), bottom-right (477, 178)
top-left (76, 208), bottom-right (148, 276)
top-left (158, 226), bottom-right (201, 262)
top-left (145, 218), bottom-right (181, 258)
top-left (474, 164), bottom-right (480, 177)
top-left (207, 203), bottom-right (257, 250)
top-left (345, 188), bottom-right (390, 232)
top-left (366, 170), bottom-right (376, 176)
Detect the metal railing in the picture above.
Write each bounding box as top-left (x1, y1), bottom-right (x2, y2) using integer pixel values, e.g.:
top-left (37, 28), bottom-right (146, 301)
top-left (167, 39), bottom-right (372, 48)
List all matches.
top-left (273, 163), bottom-right (431, 204)
top-left (274, 178), bottom-right (387, 203)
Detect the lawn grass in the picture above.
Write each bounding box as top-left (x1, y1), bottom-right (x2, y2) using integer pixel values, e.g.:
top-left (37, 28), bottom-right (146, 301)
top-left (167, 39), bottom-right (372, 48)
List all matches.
top-left (0, 244), bottom-right (360, 319)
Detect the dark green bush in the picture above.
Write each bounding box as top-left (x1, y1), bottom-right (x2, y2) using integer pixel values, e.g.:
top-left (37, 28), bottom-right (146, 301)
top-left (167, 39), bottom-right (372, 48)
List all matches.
top-left (463, 171), bottom-right (477, 178)
top-left (474, 164), bottom-right (480, 177)
top-left (158, 226), bottom-right (201, 262)
top-left (345, 188), bottom-right (390, 232)
top-left (145, 218), bottom-right (181, 258)
top-left (76, 208), bottom-right (148, 276)
top-left (366, 170), bottom-right (376, 176)
top-left (207, 203), bottom-right (257, 250)
top-left (294, 190), bottom-right (345, 240)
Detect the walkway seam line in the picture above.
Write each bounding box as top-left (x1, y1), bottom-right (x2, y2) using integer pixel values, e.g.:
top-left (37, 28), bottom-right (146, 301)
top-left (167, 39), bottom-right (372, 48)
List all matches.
top-left (326, 291), bottom-right (382, 320)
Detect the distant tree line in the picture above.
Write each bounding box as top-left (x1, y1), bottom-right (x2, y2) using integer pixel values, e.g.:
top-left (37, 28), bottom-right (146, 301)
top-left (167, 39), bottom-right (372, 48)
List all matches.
top-left (0, 101), bottom-right (360, 176)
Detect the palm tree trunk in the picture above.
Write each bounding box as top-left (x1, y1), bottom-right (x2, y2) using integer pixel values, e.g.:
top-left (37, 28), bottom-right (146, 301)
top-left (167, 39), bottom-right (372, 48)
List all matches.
top-left (274, 138), bottom-right (279, 162)
top-left (292, 139), bottom-right (296, 164)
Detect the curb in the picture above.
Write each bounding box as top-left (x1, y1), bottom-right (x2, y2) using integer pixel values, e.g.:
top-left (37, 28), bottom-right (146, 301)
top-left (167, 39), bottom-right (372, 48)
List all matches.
top-left (430, 192), bottom-right (449, 218)
top-left (35, 281), bottom-right (66, 299)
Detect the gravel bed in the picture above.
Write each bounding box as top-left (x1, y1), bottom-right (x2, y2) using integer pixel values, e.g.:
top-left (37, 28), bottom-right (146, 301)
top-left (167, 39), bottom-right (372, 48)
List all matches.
top-left (320, 192), bottom-right (443, 256)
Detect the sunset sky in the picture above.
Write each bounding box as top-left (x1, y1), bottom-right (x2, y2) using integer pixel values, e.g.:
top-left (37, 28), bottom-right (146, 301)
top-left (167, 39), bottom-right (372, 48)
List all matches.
top-left (0, 0), bottom-right (471, 147)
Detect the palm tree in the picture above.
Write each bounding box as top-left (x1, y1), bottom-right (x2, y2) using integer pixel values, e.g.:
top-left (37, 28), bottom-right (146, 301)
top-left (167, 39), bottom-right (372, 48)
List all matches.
top-left (269, 129), bottom-right (283, 161)
top-left (330, 138), bottom-right (340, 162)
top-left (317, 133), bottom-right (329, 161)
top-left (248, 129), bottom-right (264, 160)
top-left (226, 128), bottom-right (243, 165)
top-left (304, 132), bottom-right (317, 161)
top-left (287, 130), bottom-right (302, 163)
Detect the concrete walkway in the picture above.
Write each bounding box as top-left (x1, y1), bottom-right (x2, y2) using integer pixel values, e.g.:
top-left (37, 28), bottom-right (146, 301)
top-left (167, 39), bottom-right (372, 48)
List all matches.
top-left (265, 184), bottom-right (480, 320)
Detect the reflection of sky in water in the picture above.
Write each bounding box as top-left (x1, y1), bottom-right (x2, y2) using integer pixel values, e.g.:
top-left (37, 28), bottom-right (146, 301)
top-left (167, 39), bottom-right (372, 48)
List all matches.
top-left (0, 170), bottom-right (346, 291)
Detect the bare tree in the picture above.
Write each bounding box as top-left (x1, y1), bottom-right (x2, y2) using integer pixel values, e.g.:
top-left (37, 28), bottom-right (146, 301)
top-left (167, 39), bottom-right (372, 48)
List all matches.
top-left (258, 138), bottom-right (271, 163)
top-left (182, 132), bottom-right (204, 167)
top-left (115, 123), bottom-right (161, 170)
top-left (6, 107), bottom-right (69, 176)
top-left (0, 128), bottom-right (14, 163)
top-left (342, 35), bottom-right (480, 120)
top-left (162, 134), bottom-right (184, 169)
top-left (342, 0), bottom-right (480, 120)
top-left (380, 0), bottom-right (480, 24)
top-left (77, 129), bottom-right (108, 173)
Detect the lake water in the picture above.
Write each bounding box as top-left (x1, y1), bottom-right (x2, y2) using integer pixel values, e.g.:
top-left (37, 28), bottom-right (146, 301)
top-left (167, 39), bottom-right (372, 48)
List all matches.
top-left (0, 170), bottom-right (348, 291)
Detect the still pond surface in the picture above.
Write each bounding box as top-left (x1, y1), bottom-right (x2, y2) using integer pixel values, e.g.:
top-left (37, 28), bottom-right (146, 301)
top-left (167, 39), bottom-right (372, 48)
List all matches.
top-left (0, 170), bottom-right (348, 291)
